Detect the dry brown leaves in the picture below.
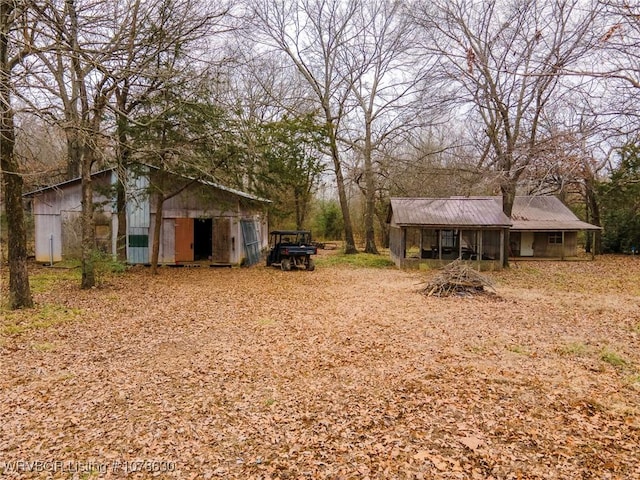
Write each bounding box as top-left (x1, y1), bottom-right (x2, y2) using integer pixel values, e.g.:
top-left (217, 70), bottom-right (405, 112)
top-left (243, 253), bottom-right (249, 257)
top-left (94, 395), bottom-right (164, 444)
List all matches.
top-left (1, 255), bottom-right (640, 479)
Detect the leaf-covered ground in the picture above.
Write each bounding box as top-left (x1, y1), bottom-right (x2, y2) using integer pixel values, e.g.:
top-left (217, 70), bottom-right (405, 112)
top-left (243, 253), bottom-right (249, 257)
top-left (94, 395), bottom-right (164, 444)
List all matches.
top-left (1, 255), bottom-right (639, 479)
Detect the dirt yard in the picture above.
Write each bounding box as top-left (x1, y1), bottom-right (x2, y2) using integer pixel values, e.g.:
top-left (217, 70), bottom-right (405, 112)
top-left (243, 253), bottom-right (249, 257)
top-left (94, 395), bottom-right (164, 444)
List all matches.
top-left (1, 255), bottom-right (639, 479)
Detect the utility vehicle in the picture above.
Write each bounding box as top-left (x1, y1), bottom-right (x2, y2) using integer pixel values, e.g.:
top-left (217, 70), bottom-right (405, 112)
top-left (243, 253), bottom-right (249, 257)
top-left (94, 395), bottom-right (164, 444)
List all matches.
top-left (266, 230), bottom-right (317, 271)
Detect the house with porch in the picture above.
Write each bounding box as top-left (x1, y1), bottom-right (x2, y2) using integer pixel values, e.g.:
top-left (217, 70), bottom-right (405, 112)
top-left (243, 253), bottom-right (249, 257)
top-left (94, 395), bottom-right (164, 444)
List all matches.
top-left (386, 196), bottom-right (600, 269)
top-left (508, 196), bottom-right (599, 259)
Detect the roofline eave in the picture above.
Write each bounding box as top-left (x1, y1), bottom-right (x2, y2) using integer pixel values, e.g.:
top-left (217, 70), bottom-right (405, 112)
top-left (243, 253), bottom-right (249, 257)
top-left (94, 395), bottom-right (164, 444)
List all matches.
top-left (511, 227), bottom-right (602, 231)
top-left (23, 165), bottom-right (271, 204)
top-left (394, 223), bottom-right (512, 229)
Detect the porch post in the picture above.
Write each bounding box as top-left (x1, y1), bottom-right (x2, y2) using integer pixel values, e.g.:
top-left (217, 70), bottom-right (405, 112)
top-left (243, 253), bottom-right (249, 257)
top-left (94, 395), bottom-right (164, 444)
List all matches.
top-left (500, 229), bottom-right (505, 266)
top-left (561, 231), bottom-right (565, 260)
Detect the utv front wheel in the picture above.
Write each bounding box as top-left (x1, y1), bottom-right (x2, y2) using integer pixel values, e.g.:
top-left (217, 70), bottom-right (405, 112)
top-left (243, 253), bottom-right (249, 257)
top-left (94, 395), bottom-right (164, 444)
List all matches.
top-left (281, 258), bottom-right (292, 271)
top-left (306, 258), bottom-right (315, 271)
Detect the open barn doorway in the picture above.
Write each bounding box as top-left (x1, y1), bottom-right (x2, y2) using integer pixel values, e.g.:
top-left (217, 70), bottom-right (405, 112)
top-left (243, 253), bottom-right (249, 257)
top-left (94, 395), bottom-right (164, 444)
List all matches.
top-left (194, 218), bottom-right (213, 261)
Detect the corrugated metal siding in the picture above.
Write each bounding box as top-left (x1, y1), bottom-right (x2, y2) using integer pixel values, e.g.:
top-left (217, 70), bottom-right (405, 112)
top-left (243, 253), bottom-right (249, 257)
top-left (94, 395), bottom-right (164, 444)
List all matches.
top-left (127, 173), bottom-right (150, 228)
top-left (240, 219), bottom-right (261, 266)
top-left (259, 215), bottom-right (269, 251)
top-left (61, 210), bottom-right (82, 258)
top-left (126, 172), bottom-right (150, 264)
top-left (159, 218), bottom-right (175, 264)
top-left (162, 184), bottom-right (234, 216)
top-left (35, 185), bottom-right (82, 215)
top-left (389, 226), bottom-right (404, 265)
top-left (390, 197), bottom-right (511, 227)
top-left (28, 167), bottom-right (270, 266)
top-left (127, 225), bottom-right (149, 264)
top-left (34, 214), bottom-right (62, 262)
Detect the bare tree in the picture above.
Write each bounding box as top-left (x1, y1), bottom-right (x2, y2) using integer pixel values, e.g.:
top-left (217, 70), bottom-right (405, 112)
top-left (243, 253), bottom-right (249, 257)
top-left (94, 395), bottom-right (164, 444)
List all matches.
top-left (414, 0), bottom-right (603, 266)
top-left (15, 114), bottom-right (67, 189)
top-left (1, 0), bottom-right (34, 308)
top-left (25, 0), bottom-right (227, 283)
top-left (216, 49), bottom-right (321, 193)
top-left (250, 0), bottom-right (361, 253)
top-left (591, 0), bottom-right (640, 136)
top-left (108, 0), bottom-right (231, 261)
top-left (33, 0), bottom-right (118, 288)
top-left (340, 0), bottom-right (421, 253)
top-left (595, 1), bottom-right (640, 87)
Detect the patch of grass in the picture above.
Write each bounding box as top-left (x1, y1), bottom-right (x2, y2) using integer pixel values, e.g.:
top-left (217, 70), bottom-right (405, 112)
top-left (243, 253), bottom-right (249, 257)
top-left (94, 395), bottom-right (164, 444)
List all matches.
top-left (600, 348), bottom-right (628, 368)
top-left (466, 344), bottom-right (488, 354)
top-left (256, 317), bottom-right (276, 326)
top-left (507, 344), bottom-right (529, 355)
top-left (625, 374), bottom-right (640, 387)
top-left (32, 341), bottom-right (57, 352)
top-left (93, 251), bottom-right (127, 276)
top-left (49, 259), bottom-right (82, 268)
top-left (556, 341), bottom-right (588, 357)
top-left (30, 268), bottom-right (80, 294)
top-left (1, 304), bottom-right (82, 336)
top-left (316, 252), bottom-right (395, 269)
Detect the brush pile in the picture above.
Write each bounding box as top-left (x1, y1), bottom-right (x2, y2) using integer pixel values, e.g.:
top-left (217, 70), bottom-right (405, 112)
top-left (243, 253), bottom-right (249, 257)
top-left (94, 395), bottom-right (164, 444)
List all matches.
top-left (421, 260), bottom-right (496, 297)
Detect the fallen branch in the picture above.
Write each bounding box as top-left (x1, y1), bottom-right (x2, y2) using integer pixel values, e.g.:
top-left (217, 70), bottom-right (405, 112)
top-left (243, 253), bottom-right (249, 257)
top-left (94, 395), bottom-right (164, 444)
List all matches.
top-left (420, 259), bottom-right (496, 297)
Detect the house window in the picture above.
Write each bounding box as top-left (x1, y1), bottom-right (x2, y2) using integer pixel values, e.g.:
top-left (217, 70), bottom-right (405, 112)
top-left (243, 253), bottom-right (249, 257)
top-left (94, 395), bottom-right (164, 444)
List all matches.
top-left (548, 232), bottom-right (563, 244)
top-left (482, 230), bottom-right (501, 260)
top-left (441, 230), bottom-right (456, 248)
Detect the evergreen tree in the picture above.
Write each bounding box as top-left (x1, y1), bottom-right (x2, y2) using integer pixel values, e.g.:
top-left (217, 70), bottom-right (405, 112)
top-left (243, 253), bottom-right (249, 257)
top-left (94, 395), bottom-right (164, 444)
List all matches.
top-left (251, 115), bottom-right (326, 229)
top-left (598, 142), bottom-right (640, 253)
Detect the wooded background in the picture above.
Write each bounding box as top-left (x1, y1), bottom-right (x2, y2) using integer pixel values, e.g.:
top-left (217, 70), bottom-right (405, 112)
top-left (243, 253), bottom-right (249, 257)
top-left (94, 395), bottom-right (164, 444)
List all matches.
top-left (2, 0), bottom-right (640, 304)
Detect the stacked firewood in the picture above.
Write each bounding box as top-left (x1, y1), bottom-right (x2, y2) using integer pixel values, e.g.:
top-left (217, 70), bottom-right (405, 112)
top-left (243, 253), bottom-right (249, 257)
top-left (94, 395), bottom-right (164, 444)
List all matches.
top-left (421, 260), bottom-right (496, 297)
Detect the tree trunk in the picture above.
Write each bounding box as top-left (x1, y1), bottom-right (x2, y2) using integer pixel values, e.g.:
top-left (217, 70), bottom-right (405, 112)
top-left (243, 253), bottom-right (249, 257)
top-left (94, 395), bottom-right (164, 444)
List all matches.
top-left (2, 167), bottom-right (33, 309)
top-left (1, 116), bottom-right (34, 308)
top-left (501, 180), bottom-right (517, 268)
top-left (116, 176), bottom-right (127, 261)
top-left (115, 88), bottom-right (130, 262)
top-left (375, 201), bottom-right (390, 249)
top-left (585, 178), bottom-right (601, 255)
top-left (80, 148), bottom-right (96, 288)
top-left (294, 191), bottom-right (303, 230)
top-left (65, 131), bottom-right (81, 179)
top-left (150, 189), bottom-right (164, 274)
top-left (363, 125), bottom-right (378, 254)
top-left (1, 0), bottom-right (33, 308)
top-left (334, 157), bottom-right (357, 254)
top-left (326, 118), bottom-right (357, 254)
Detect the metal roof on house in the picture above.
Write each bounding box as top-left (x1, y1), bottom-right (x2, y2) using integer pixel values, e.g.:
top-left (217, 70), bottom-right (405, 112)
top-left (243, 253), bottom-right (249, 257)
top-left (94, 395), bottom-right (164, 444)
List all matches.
top-left (24, 165), bottom-right (271, 203)
top-left (510, 196), bottom-right (600, 231)
top-left (388, 197), bottom-right (512, 228)
top-left (388, 195), bottom-right (600, 231)
top-left (23, 168), bottom-right (114, 197)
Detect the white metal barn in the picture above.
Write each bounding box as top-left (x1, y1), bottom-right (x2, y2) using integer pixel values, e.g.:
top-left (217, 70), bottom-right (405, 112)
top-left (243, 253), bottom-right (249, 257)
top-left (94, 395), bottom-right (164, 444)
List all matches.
top-left (25, 167), bottom-right (270, 266)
